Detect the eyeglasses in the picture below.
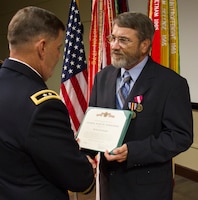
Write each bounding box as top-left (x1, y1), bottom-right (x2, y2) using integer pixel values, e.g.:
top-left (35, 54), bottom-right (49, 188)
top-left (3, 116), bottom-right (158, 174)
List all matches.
top-left (107, 35), bottom-right (133, 47)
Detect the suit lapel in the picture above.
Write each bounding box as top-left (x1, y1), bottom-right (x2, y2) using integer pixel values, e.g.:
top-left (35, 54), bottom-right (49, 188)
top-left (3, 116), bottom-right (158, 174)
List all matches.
top-left (106, 68), bottom-right (120, 108)
top-left (123, 59), bottom-right (155, 109)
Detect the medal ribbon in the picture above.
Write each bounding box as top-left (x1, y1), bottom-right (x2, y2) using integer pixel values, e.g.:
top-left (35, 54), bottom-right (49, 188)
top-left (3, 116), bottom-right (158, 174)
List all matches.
top-left (134, 95), bottom-right (143, 104)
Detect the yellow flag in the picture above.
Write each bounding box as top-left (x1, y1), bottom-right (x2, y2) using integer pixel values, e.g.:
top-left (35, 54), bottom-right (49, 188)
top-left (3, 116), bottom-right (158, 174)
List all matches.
top-left (169, 0), bottom-right (180, 73)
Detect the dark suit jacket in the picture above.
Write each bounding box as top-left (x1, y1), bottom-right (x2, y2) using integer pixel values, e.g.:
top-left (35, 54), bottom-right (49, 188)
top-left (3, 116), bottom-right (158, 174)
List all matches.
top-left (0, 59), bottom-right (94, 200)
top-left (89, 57), bottom-right (193, 200)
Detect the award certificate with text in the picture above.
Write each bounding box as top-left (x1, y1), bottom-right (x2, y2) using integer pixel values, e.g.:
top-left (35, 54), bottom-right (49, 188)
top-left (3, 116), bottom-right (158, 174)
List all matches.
top-left (76, 107), bottom-right (133, 153)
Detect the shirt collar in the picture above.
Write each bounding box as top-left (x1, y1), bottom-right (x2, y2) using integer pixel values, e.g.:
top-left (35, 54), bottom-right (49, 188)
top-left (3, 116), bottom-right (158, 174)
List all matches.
top-left (121, 56), bottom-right (148, 82)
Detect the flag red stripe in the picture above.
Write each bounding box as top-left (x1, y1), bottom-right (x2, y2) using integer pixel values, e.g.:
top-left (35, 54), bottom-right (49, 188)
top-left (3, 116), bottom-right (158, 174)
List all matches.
top-left (61, 83), bottom-right (80, 131)
top-left (70, 71), bottom-right (87, 113)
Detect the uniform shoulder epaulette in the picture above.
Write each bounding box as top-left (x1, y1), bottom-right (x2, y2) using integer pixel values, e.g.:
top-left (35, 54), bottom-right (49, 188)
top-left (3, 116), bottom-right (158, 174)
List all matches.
top-left (30, 89), bottom-right (61, 105)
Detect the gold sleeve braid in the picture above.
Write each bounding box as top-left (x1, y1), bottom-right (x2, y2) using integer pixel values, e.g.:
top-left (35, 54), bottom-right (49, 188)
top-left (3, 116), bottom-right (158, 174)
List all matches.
top-left (30, 89), bottom-right (61, 105)
top-left (81, 179), bottom-right (95, 194)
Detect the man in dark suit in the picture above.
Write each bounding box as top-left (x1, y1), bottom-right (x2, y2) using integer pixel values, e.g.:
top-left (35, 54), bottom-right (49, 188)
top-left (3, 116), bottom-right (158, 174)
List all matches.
top-left (0, 6), bottom-right (95, 200)
top-left (87, 12), bottom-right (193, 200)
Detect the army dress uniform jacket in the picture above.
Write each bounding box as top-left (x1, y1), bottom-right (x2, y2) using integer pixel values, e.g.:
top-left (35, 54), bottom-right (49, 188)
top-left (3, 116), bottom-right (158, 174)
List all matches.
top-left (0, 59), bottom-right (94, 200)
top-left (88, 57), bottom-right (193, 200)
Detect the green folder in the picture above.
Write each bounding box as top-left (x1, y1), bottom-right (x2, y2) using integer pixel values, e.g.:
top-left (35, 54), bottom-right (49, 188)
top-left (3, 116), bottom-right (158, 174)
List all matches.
top-left (76, 107), bottom-right (133, 153)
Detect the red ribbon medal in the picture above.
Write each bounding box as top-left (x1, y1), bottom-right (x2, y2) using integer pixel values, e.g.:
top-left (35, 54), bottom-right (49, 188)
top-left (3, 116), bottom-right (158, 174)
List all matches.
top-left (134, 95), bottom-right (143, 112)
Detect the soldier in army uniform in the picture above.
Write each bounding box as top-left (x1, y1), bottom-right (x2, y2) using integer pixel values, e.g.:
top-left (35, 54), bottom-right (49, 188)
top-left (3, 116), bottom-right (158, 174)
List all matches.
top-left (0, 6), bottom-right (95, 200)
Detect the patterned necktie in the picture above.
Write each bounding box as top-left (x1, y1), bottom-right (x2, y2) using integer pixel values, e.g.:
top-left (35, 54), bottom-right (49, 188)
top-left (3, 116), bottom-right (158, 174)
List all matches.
top-left (117, 71), bottom-right (131, 109)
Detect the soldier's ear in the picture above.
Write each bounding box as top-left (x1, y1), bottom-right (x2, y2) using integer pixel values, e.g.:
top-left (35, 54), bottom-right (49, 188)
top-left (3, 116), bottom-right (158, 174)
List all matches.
top-left (36, 38), bottom-right (46, 60)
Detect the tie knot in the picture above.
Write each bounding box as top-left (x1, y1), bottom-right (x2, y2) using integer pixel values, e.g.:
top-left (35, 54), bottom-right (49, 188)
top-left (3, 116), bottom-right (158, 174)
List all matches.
top-left (122, 71), bottom-right (131, 84)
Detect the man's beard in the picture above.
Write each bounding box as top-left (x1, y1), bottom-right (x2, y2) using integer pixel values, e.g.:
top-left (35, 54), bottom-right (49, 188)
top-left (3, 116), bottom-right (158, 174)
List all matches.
top-left (111, 50), bottom-right (140, 69)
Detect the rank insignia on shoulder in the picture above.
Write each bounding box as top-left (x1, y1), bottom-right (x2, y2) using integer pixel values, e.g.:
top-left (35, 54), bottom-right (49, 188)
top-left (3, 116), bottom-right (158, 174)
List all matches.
top-left (30, 89), bottom-right (61, 105)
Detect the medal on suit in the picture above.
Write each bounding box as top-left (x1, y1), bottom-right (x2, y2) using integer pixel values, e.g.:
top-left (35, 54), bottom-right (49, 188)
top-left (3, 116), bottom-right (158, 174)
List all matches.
top-left (128, 102), bottom-right (136, 119)
top-left (134, 95), bottom-right (143, 112)
top-left (136, 103), bottom-right (143, 112)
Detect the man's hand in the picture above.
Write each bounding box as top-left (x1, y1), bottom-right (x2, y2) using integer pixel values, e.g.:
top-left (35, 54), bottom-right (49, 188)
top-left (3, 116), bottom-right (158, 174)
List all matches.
top-left (104, 144), bottom-right (128, 163)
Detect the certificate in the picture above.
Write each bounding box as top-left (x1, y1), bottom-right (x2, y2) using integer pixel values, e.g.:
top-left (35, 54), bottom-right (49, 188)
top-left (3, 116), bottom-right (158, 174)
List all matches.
top-left (76, 107), bottom-right (133, 153)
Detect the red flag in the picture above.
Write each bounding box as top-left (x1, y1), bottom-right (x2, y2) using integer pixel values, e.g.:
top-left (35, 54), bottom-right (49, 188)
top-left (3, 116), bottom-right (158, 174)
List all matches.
top-left (88, 0), bottom-right (99, 98)
top-left (101, 0), bottom-right (115, 69)
top-left (88, 0), bottom-right (117, 99)
top-left (60, 0), bottom-right (88, 134)
top-left (148, 0), bottom-right (161, 64)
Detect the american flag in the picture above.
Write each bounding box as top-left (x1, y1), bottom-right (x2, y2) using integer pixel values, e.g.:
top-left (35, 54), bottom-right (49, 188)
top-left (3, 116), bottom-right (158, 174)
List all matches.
top-left (60, 0), bottom-right (88, 134)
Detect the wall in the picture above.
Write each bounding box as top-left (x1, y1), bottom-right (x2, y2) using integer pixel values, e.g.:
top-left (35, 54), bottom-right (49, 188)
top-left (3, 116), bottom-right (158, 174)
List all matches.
top-left (175, 110), bottom-right (198, 171)
top-left (0, 0), bottom-right (197, 172)
top-left (0, 0), bottom-right (69, 92)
